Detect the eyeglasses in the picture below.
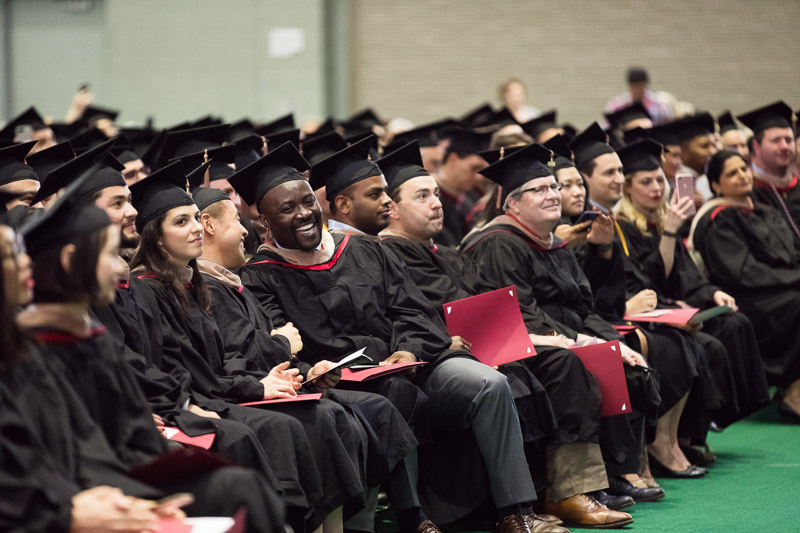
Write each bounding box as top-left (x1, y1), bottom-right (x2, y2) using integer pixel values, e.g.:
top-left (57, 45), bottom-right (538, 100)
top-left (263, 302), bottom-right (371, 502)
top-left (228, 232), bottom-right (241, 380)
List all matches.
top-left (516, 183), bottom-right (563, 197)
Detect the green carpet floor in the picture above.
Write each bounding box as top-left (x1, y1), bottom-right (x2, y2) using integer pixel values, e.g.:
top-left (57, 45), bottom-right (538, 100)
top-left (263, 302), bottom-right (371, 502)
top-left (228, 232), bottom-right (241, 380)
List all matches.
top-left (577, 404), bottom-right (798, 532)
top-left (380, 403), bottom-right (798, 533)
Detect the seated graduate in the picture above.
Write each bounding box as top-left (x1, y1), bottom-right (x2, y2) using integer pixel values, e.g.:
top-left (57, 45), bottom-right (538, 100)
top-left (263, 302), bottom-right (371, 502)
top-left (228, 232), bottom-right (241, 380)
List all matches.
top-left (613, 139), bottom-right (771, 442)
top-left (234, 142), bottom-right (548, 533)
top-left (690, 150), bottom-right (800, 421)
top-left (736, 101), bottom-right (800, 235)
top-left (548, 133), bottom-right (708, 486)
top-left (64, 145), bottom-right (287, 495)
top-left (0, 140), bottom-right (43, 210)
top-left (459, 143), bottom-right (653, 525)
top-left (127, 160), bottom-right (368, 533)
top-left (5, 175), bottom-right (283, 532)
top-left (193, 175), bottom-right (435, 533)
top-left (376, 140), bottom-right (652, 525)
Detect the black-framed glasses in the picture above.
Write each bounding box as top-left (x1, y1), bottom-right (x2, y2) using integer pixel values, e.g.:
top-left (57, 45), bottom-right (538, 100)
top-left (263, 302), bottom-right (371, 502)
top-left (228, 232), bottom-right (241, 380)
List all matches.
top-left (516, 183), bottom-right (563, 197)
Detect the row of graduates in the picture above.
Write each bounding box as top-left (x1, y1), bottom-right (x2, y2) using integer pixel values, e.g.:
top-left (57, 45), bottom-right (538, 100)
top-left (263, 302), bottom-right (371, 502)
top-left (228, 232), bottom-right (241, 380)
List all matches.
top-left (0, 98), bottom-right (793, 531)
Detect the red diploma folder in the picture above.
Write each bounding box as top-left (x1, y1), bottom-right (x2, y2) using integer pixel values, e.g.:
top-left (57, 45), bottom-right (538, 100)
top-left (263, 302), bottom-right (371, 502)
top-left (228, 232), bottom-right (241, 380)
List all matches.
top-left (163, 427), bottom-right (215, 450)
top-left (130, 446), bottom-right (231, 487)
top-left (340, 362), bottom-right (427, 381)
top-left (570, 341), bottom-right (632, 417)
top-left (239, 393), bottom-right (322, 407)
top-left (443, 285), bottom-right (536, 367)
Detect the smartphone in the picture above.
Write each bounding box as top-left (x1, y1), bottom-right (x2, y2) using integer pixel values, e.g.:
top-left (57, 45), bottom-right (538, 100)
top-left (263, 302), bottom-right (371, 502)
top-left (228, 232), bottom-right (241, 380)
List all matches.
top-left (674, 173), bottom-right (696, 216)
top-left (574, 211), bottom-right (601, 226)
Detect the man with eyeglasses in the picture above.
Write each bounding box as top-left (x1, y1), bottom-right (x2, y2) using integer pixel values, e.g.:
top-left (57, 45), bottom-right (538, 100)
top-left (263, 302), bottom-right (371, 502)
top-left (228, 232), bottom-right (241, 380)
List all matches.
top-left (462, 142), bottom-right (651, 529)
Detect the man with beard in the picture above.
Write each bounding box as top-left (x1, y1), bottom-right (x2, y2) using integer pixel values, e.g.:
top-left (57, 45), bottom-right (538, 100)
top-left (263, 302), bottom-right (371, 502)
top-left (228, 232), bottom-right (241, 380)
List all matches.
top-left (672, 113), bottom-right (718, 205)
top-left (377, 141), bottom-right (648, 525)
top-left (233, 142), bottom-right (565, 533)
top-left (737, 101), bottom-right (800, 239)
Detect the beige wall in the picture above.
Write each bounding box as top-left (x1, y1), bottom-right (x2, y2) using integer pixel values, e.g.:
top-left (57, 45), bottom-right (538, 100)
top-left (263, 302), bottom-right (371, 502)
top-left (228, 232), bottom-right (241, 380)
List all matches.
top-left (350, 0), bottom-right (800, 127)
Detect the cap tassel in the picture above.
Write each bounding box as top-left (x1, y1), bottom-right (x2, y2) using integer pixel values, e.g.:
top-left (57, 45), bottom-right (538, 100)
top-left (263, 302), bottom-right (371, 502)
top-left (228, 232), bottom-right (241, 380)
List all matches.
top-left (495, 186), bottom-right (503, 209)
top-left (203, 148), bottom-right (209, 163)
top-left (499, 147), bottom-right (505, 160)
top-left (548, 150), bottom-right (556, 168)
top-left (661, 147), bottom-right (666, 163)
top-left (261, 136), bottom-right (268, 154)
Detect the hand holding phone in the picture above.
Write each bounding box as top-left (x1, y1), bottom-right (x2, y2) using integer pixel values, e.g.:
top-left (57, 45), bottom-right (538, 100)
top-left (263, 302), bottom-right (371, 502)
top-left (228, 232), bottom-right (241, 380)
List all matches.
top-left (674, 173), bottom-right (696, 216)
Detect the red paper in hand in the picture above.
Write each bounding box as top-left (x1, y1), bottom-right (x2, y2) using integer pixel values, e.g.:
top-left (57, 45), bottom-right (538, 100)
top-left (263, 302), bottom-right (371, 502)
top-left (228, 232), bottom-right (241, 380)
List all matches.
top-left (624, 308), bottom-right (699, 324)
top-left (340, 362), bottom-right (427, 381)
top-left (239, 393), bottom-right (322, 407)
top-left (444, 285), bottom-right (536, 367)
top-left (570, 341), bottom-right (632, 417)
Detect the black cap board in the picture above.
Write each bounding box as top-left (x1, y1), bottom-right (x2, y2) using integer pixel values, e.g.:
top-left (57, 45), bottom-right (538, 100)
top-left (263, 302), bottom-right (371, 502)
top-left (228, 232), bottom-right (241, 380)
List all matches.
top-left (0, 141), bottom-right (39, 187)
top-left (188, 161), bottom-right (230, 212)
top-left (77, 105), bottom-right (119, 127)
top-left (671, 113), bottom-right (715, 142)
top-left (234, 134), bottom-right (266, 171)
top-left (26, 141), bottom-right (76, 185)
top-left (68, 128), bottom-right (109, 155)
top-left (521, 110), bottom-right (558, 139)
top-left (228, 141), bottom-right (310, 208)
top-left (310, 135), bottom-right (382, 200)
top-left (129, 160), bottom-right (194, 232)
top-left (19, 160), bottom-right (112, 259)
top-left (301, 131), bottom-right (347, 166)
top-left (736, 101), bottom-right (795, 136)
top-left (604, 102), bottom-right (651, 131)
top-left (568, 122), bottom-right (615, 171)
top-left (617, 139), bottom-right (663, 174)
top-left (716, 111), bottom-right (739, 134)
top-left (376, 140), bottom-right (431, 195)
top-left (169, 144), bottom-right (236, 183)
top-left (543, 134), bottom-right (576, 172)
top-left (155, 124), bottom-right (230, 169)
top-left (391, 118), bottom-right (458, 147)
top-left (264, 128), bottom-right (301, 151)
top-left (477, 145), bottom-right (526, 165)
top-left (227, 119), bottom-right (256, 143)
top-left (459, 103), bottom-right (494, 128)
top-left (444, 128), bottom-right (492, 157)
top-left (478, 143), bottom-right (554, 203)
top-left (0, 107), bottom-right (48, 139)
top-left (255, 114), bottom-right (295, 136)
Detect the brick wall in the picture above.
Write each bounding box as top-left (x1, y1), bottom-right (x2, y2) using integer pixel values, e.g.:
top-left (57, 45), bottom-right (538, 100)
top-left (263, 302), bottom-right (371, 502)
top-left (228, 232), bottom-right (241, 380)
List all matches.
top-left (350, 0), bottom-right (800, 127)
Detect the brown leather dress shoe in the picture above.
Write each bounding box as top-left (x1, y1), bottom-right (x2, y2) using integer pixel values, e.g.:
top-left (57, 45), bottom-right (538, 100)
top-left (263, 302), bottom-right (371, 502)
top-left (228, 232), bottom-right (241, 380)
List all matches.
top-left (523, 513), bottom-right (572, 532)
top-left (416, 519), bottom-right (442, 533)
top-left (543, 494), bottom-right (633, 529)
top-left (493, 514), bottom-right (532, 533)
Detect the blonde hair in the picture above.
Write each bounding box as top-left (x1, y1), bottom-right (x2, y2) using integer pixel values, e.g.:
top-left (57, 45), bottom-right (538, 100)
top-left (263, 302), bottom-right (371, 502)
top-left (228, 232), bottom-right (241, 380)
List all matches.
top-left (614, 171), bottom-right (668, 237)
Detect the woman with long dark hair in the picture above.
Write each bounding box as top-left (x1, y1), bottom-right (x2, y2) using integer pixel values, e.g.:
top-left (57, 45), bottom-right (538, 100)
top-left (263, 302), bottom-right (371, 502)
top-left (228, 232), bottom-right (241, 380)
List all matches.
top-left (6, 174), bottom-right (284, 532)
top-left (690, 150), bottom-right (800, 421)
top-left (129, 162), bottom-right (372, 533)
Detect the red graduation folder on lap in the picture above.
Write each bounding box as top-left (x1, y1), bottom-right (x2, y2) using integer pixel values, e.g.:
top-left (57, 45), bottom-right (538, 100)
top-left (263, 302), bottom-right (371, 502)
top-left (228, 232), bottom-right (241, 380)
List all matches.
top-left (623, 308), bottom-right (699, 324)
top-left (163, 427), bottom-right (215, 450)
top-left (443, 285), bottom-right (536, 367)
top-left (239, 393), bottom-right (322, 407)
top-left (131, 446), bottom-right (231, 487)
top-left (570, 341), bottom-right (631, 417)
top-left (340, 362), bottom-right (427, 381)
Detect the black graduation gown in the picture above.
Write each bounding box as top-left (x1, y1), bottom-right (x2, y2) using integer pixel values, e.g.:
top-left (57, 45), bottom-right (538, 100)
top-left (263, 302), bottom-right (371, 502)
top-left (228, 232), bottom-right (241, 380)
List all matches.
top-left (565, 222), bottom-right (695, 421)
top-left (4, 339), bottom-right (284, 533)
top-left (693, 203), bottom-right (800, 387)
top-left (435, 189), bottom-right (475, 247)
top-left (750, 175), bottom-right (800, 244)
top-left (462, 225), bottom-right (650, 465)
top-left (618, 218), bottom-right (770, 428)
top-left (380, 235), bottom-right (557, 448)
top-left (203, 272), bottom-right (418, 489)
top-left (134, 273), bottom-right (365, 527)
top-left (90, 281), bottom-right (282, 489)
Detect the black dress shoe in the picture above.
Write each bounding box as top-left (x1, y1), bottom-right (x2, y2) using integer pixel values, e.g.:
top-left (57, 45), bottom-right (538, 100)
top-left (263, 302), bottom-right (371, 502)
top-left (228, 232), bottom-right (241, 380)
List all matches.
top-left (607, 476), bottom-right (665, 502)
top-left (648, 454), bottom-right (706, 479)
top-left (590, 490), bottom-right (635, 510)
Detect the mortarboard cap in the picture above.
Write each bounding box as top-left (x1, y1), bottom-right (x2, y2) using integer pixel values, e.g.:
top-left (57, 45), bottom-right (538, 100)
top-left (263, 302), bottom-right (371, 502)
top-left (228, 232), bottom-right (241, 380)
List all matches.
top-left (568, 122), bottom-right (615, 171)
top-left (391, 118), bottom-right (458, 147)
top-left (459, 103), bottom-right (495, 128)
top-left (485, 108), bottom-right (519, 128)
top-left (19, 161), bottom-right (112, 259)
top-left (227, 119), bottom-right (256, 143)
top-left (376, 140), bottom-right (431, 195)
top-left (155, 124), bottom-right (230, 169)
top-left (671, 113), bottom-right (715, 142)
top-left (308, 118), bottom-right (338, 138)
top-left (521, 110), bottom-right (558, 139)
top-left (234, 134), bottom-right (266, 171)
top-left (0, 107), bottom-right (48, 139)
top-left (170, 144), bottom-right (236, 183)
top-left (617, 139), bottom-right (664, 174)
top-left (301, 131), bottom-right (347, 166)
top-left (736, 101), bottom-right (795, 136)
top-left (340, 109), bottom-right (381, 133)
top-left (228, 141), bottom-right (309, 208)
top-left (263, 128), bottom-right (301, 151)
top-left (543, 134), bottom-right (576, 172)
top-left (716, 111), bottom-right (739, 134)
top-left (119, 126), bottom-right (158, 156)
top-left (310, 135), bottom-right (381, 200)
top-left (129, 160), bottom-right (193, 232)
top-left (0, 141), bottom-right (39, 188)
top-left (110, 135), bottom-right (141, 164)
top-left (631, 121), bottom-right (680, 147)
top-left (478, 143), bottom-right (554, 203)
top-left (26, 141), bottom-right (76, 184)
top-left (477, 145), bottom-right (526, 165)
top-left (444, 128), bottom-right (492, 157)
top-left (77, 105), bottom-right (119, 127)
top-left (255, 114), bottom-right (296, 137)
top-left (69, 128), bottom-right (110, 155)
top-left (188, 161), bottom-right (230, 212)
top-left (604, 102), bottom-right (651, 131)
